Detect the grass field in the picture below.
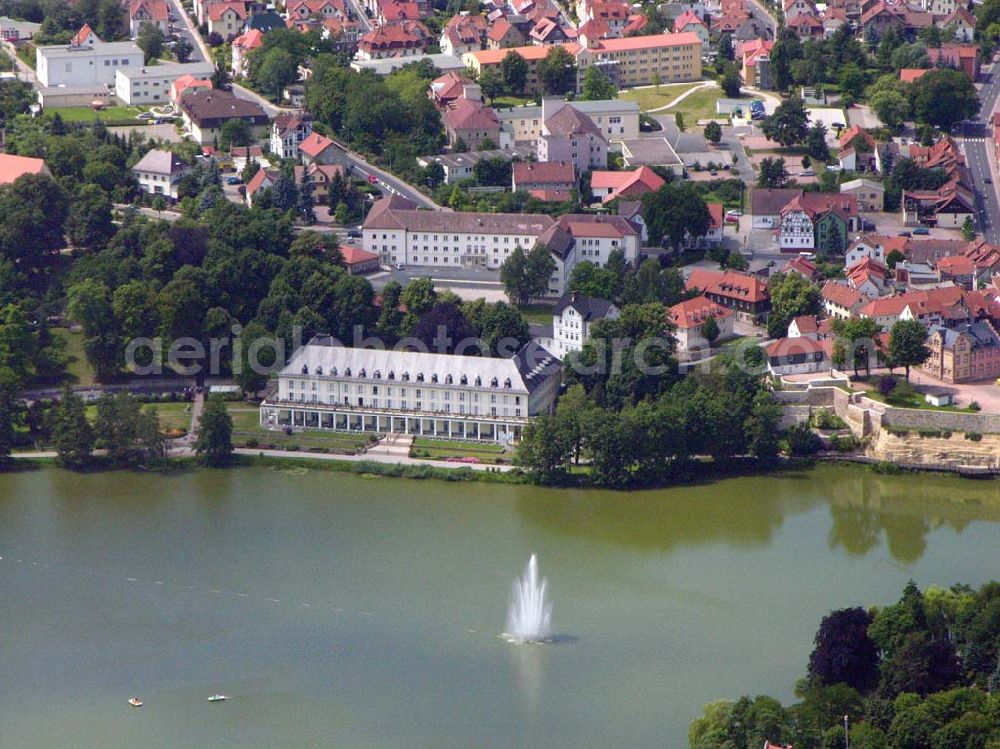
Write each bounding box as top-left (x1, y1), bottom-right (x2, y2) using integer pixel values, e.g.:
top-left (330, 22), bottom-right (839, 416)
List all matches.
top-left (492, 95), bottom-right (535, 109)
top-left (52, 327), bottom-right (96, 386)
top-left (618, 82), bottom-right (711, 113)
top-left (44, 105), bottom-right (149, 123)
top-left (238, 428), bottom-right (376, 453)
top-left (226, 404), bottom-right (262, 432)
top-left (82, 401), bottom-right (192, 434)
top-left (519, 303), bottom-right (555, 325)
top-left (661, 87), bottom-right (730, 125)
top-left (410, 437), bottom-right (508, 464)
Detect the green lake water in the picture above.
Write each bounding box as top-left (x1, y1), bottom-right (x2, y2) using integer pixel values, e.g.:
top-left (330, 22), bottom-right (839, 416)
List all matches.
top-left (2, 465), bottom-right (1000, 747)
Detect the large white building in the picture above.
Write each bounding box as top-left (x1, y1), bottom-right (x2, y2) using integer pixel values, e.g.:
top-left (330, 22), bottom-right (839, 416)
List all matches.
top-left (36, 40), bottom-right (144, 88)
top-left (115, 61), bottom-right (215, 104)
top-left (550, 292), bottom-right (619, 359)
top-left (131, 148), bottom-right (189, 199)
top-left (362, 196), bottom-right (640, 295)
top-left (497, 98), bottom-right (640, 148)
top-left (261, 338), bottom-right (563, 443)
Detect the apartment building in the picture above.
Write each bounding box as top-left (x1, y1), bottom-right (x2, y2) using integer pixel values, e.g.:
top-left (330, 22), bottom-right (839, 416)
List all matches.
top-left (497, 98), bottom-right (640, 144)
top-left (36, 39), bottom-right (144, 87)
top-left (115, 62), bottom-right (215, 104)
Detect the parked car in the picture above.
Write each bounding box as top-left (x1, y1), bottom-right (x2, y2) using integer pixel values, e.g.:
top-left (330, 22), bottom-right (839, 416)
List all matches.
top-left (862, 219), bottom-right (876, 231)
top-left (394, 263), bottom-right (405, 270)
top-left (798, 169), bottom-right (816, 177)
top-left (986, 177), bottom-right (993, 184)
top-left (725, 209), bottom-right (743, 217)
top-left (898, 231), bottom-right (912, 237)
top-left (347, 229), bottom-right (362, 238)
top-left (225, 176), bottom-right (242, 185)
top-left (913, 227), bottom-right (930, 235)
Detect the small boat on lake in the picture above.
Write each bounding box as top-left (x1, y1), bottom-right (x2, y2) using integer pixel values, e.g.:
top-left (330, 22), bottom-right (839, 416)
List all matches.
top-left (128, 698), bottom-right (143, 707)
top-left (207, 695), bottom-right (227, 702)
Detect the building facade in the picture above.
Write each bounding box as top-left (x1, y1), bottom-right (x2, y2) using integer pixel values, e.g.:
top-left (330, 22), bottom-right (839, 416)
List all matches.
top-left (261, 339), bottom-right (562, 443)
top-left (115, 62), bottom-right (215, 105)
top-left (37, 40), bottom-right (144, 87)
top-left (550, 292), bottom-right (620, 358)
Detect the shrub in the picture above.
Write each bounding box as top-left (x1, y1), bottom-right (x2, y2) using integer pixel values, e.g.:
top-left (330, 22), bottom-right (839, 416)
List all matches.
top-left (786, 423), bottom-right (823, 455)
top-left (829, 435), bottom-right (860, 452)
top-left (969, 401), bottom-right (981, 412)
top-left (283, 443), bottom-right (299, 451)
top-left (878, 376), bottom-right (897, 397)
top-left (965, 432), bottom-right (983, 442)
top-left (812, 409), bottom-right (848, 430)
top-left (245, 438), bottom-right (258, 448)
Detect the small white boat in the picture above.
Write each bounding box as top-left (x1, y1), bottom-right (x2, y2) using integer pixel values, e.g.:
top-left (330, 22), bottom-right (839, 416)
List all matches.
top-left (128, 698), bottom-right (143, 707)
top-left (207, 695), bottom-right (227, 703)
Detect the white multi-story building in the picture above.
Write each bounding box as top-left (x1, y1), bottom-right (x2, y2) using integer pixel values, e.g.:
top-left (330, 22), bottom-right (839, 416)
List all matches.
top-left (498, 98), bottom-right (640, 148)
top-left (261, 338), bottom-right (562, 443)
top-left (115, 61), bottom-right (215, 104)
top-left (550, 292), bottom-right (619, 359)
top-left (131, 148), bottom-right (189, 199)
top-left (270, 112), bottom-right (313, 159)
top-left (362, 196), bottom-right (640, 296)
top-left (36, 40), bottom-right (144, 88)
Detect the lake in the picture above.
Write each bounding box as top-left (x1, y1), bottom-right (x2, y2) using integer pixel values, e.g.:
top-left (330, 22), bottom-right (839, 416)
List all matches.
top-left (2, 465), bottom-right (1000, 748)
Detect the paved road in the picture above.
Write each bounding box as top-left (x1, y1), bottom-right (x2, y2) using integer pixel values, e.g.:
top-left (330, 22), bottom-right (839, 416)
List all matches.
top-left (332, 140), bottom-right (443, 209)
top-left (961, 60), bottom-right (1000, 243)
top-left (746, 0), bottom-right (777, 38)
top-left (1, 40), bottom-right (36, 84)
top-left (167, 0), bottom-right (210, 64)
top-left (342, 0), bottom-right (373, 32)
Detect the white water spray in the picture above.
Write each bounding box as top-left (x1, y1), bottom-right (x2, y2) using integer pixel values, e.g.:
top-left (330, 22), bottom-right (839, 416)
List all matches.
top-left (503, 554), bottom-right (552, 644)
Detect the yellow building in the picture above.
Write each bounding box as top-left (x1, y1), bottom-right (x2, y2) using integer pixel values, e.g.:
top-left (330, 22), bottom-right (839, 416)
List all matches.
top-left (462, 32), bottom-right (702, 95)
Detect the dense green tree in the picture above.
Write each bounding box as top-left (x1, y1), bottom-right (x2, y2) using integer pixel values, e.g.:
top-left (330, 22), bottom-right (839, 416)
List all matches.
top-left (52, 386), bottom-right (93, 469)
top-left (500, 51), bottom-right (528, 94)
top-left (0, 366), bottom-right (18, 467)
top-left (517, 414), bottom-right (572, 484)
top-left (721, 69), bottom-right (742, 98)
top-left (536, 45), bottom-right (577, 95)
top-left (745, 390), bottom-right (782, 460)
top-left (196, 395), bottom-right (234, 466)
top-left (499, 244), bottom-right (554, 307)
top-left (832, 317), bottom-right (881, 377)
top-left (478, 68), bottom-right (505, 104)
top-left (0, 173), bottom-right (69, 287)
top-left (254, 47), bottom-right (298, 102)
top-left (700, 314), bottom-right (720, 346)
top-left (67, 184), bottom-right (114, 250)
top-left (913, 69), bottom-right (979, 130)
top-left (218, 119), bottom-right (252, 151)
top-left (766, 272), bottom-right (822, 339)
top-left (762, 96), bottom-right (810, 147)
top-left (888, 319), bottom-right (930, 381)
top-left (703, 121), bottom-right (722, 145)
top-left (67, 279), bottom-right (120, 379)
top-left (136, 22), bottom-right (164, 63)
top-left (806, 121), bottom-right (830, 162)
top-left (580, 66), bottom-right (616, 100)
top-left (758, 157), bottom-right (790, 188)
top-left (641, 182), bottom-right (711, 249)
top-left (808, 608), bottom-right (880, 692)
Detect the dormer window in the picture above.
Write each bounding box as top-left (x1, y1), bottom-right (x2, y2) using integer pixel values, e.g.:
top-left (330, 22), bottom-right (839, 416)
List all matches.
top-left (331, 367), bottom-right (337, 376)
top-left (460, 375), bottom-right (468, 385)
top-left (301, 365), bottom-right (309, 374)
top-left (359, 368), bottom-right (366, 378)
top-left (475, 376), bottom-right (482, 386)
top-left (431, 374), bottom-right (438, 383)
top-left (445, 374), bottom-right (453, 384)
top-left (504, 378), bottom-right (512, 388)
top-left (316, 366), bottom-right (323, 375)
top-left (491, 377), bottom-right (498, 388)
top-left (344, 367), bottom-right (351, 377)
top-left (415, 372), bottom-right (422, 382)
top-left (389, 370), bottom-right (395, 380)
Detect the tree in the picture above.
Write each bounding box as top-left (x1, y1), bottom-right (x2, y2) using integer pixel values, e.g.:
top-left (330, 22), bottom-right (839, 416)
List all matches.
top-left (478, 68), bottom-right (505, 104)
top-left (704, 121), bottom-right (722, 145)
top-left (196, 395), bottom-right (233, 466)
top-left (517, 414), bottom-right (572, 484)
top-left (762, 96), bottom-right (809, 147)
top-left (651, 70), bottom-right (662, 93)
top-left (962, 216), bottom-right (976, 241)
top-left (885, 249), bottom-right (905, 269)
top-left (0, 367), bottom-right (18, 468)
top-left (581, 66), bottom-right (616, 100)
top-left (888, 319), bottom-right (930, 381)
top-left (411, 302), bottom-right (476, 353)
top-left (745, 390), bottom-right (782, 460)
top-left (67, 279), bottom-right (120, 380)
top-left (719, 33), bottom-right (734, 61)
top-left (833, 317), bottom-right (881, 377)
top-left (537, 45), bottom-right (576, 95)
top-left (0, 173), bottom-right (70, 285)
top-left (641, 181), bottom-right (711, 249)
top-left (500, 244), bottom-right (554, 307)
top-left (66, 184), bottom-right (114, 250)
top-left (721, 69), bottom-right (743, 98)
top-left (806, 121), bottom-right (830, 162)
top-left (700, 315), bottom-right (720, 346)
top-left (881, 632), bottom-right (961, 696)
top-left (52, 386), bottom-right (93, 469)
top-left (807, 607), bottom-right (880, 692)
top-left (218, 118), bottom-right (252, 151)
top-left (174, 38), bottom-right (193, 63)
top-left (136, 22), bottom-right (164, 63)
top-left (870, 89), bottom-right (911, 132)
top-left (675, 111), bottom-right (686, 132)
top-left (758, 157), bottom-right (790, 188)
top-left (914, 69), bottom-right (979, 130)
top-left (500, 51), bottom-right (528, 94)
top-left (838, 63), bottom-right (866, 102)
top-left (400, 277), bottom-right (438, 329)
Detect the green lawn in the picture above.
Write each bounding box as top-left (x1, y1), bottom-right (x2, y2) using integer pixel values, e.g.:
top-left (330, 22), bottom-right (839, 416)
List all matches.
top-left (519, 303), bottom-right (554, 325)
top-left (43, 105), bottom-right (149, 123)
top-left (238, 428), bottom-right (376, 453)
top-left (618, 82), bottom-right (709, 112)
top-left (52, 327), bottom-right (96, 387)
top-left (856, 377), bottom-right (976, 412)
top-left (144, 401), bottom-right (193, 432)
top-left (492, 94), bottom-right (536, 109)
top-left (661, 87), bottom-right (730, 125)
top-left (410, 437), bottom-right (509, 463)
top-left (226, 404), bottom-right (262, 432)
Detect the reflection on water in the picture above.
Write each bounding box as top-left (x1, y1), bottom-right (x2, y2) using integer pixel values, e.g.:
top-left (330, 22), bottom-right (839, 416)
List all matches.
top-left (516, 466), bottom-right (1000, 565)
top-left (508, 641), bottom-right (544, 720)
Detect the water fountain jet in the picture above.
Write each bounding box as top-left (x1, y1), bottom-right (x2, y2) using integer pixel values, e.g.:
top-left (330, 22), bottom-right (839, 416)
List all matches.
top-left (503, 554), bottom-right (552, 644)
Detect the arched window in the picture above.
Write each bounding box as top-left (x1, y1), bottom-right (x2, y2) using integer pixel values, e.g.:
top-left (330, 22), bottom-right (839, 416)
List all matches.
top-left (301, 365), bottom-right (309, 374)
top-left (445, 374), bottom-right (453, 384)
top-left (415, 372), bottom-right (423, 382)
top-left (490, 377), bottom-right (498, 388)
top-left (373, 369), bottom-right (381, 379)
top-left (431, 374), bottom-right (438, 383)
top-left (460, 375), bottom-right (468, 385)
top-left (315, 366), bottom-right (323, 375)
top-left (344, 367), bottom-right (351, 377)
top-left (475, 376), bottom-right (482, 386)
top-left (504, 378), bottom-right (511, 389)
top-left (389, 370), bottom-right (396, 380)
top-left (359, 368), bottom-right (366, 378)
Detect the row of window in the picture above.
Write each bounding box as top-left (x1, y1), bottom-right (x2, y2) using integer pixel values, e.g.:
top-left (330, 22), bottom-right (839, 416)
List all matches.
top-left (287, 392), bottom-right (521, 416)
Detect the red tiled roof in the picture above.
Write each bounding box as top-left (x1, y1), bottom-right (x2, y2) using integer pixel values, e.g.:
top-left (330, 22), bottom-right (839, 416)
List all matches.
top-left (341, 245), bottom-right (379, 265)
top-left (822, 280), bottom-right (866, 310)
top-left (784, 255), bottom-right (818, 278)
top-left (791, 314), bottom-right (818, 333)
top-left (71, 23), bottom-right (96, 46)
top-left (899, 68), bottom-right (929, 84)
top-left (528, 188), bottom-right (575, 202)
top-left (443, 98), bottom-right (499, 131)
top-left (591, 166), bottom-right (665, 202)
top-left (514, 160), bottom-right (576, 186)
top-left (298, 131), bottom-right (336, 158)
top-left (130, 0), bottom-right (169, 21)
top-left (686, 268), bottom-right (769, 303)
top-left (673, 9), bottom-right (707, 30)
top-left (0, 153), bottom-right (49, 184)
top-left (937, 255), bottom-right (976, 275)
top-left (766, 336), bottom-right (831, 358)
top-left (208, 2), bottom-right (248, 21)
top-left (670, 294), bottom-right (733, 329)
top-left (707, 202), bottom-right (724, 230)
top-left (232, 28), bottom-right (264, 49)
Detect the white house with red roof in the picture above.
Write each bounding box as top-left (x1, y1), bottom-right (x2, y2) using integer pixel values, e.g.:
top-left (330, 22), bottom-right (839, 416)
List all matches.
top-left (845, 257), bottom-right (887, 298)
top-left (821, 280), bottom-right (867, 319)
top-left (685, 268), bottom-right (771, 321)
top-left (207, 2), bottom-right (248, 39)
top-left (443, 98), bottom-right (501, 149)
top-left (765, 336), bottom-right (832, 375)
top-left (589, 166), bottom-right (664, 204)
top-left (356, 21), bottom-right (431, 59)
top-left (231, 28), bottom-right (264, 77)
top-left (513, 161), bottom-right (576, 196)
top-left (672, 9), bottom-right (708, 51)
top-left (341, 245), bottom-right (381, 275)
top-left (271, 112), bottom-right (314, 160)
top-left (71, 23), bottom-right (99, 47)
top-left (440, 13), bottom-right (486, 56)
top-left (129, 0), bottom-right (170, 37)
top-left (298, 132), bottom-right (342, 166)
top-left (783, 254), bottom-right (820, 282)
top-left (669, 295), bottom-right (735, 352)
top-left (169, 74), bottom-right (212, 106)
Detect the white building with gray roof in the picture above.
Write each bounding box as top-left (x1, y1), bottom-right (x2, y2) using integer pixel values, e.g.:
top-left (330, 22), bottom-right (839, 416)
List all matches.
top-left (261, 338), bottom-right (562, 443)
top-left (132, 148), bottom-right (190, 199)
top-left (36, 39), bottom-right (143, 88)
